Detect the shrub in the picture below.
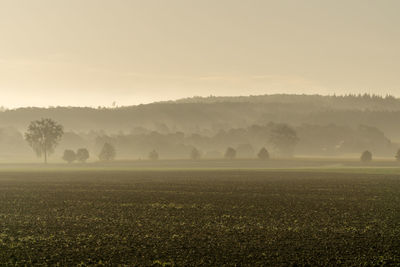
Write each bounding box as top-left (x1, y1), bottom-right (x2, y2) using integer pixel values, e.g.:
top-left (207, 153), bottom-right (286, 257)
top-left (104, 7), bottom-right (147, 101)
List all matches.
top-left (224, 147), bottom-right (236, 160)
top-left (257, 147), bottom-right (270, 160)
top-left (149, 150), bottom-right (159, 160)
top-left (62, 149), bottom-right (76, 164)
top-left (361, 150), bottom-right (372, 163)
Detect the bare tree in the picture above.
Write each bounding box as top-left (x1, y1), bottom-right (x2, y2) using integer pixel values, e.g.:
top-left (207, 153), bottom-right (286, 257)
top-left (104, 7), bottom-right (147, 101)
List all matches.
top-left (25, 118), bottom-right (64, 163)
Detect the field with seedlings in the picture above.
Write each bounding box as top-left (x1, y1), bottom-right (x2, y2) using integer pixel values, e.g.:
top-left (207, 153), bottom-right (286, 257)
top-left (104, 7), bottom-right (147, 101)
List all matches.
top-left (0, 169), bottom-right (399, 266)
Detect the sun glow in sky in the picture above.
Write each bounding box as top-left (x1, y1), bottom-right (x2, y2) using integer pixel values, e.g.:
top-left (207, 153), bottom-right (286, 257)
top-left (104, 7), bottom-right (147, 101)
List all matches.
top-left (1, 0), bottom-right (399, 107)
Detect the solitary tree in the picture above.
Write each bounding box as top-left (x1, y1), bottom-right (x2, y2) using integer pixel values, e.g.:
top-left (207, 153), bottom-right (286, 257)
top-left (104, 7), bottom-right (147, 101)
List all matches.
top-left (361, 150), bottom-right (372, 163)
top-left (257, 147), bottom-right (270, 160)
top-left (149, 150), bottom-right (159, 160)
top-left (190, 147), bottom-right (201, 160)
top-left (76, 148), bottom-right (90, 163)
top-left (99, 143), bottom-right (116, 161)
top-left (268, 123), bottom-right (299, 157)
top-left (224, 147), bottom-right (236, 160)
top-left (62, 149), bottom-right (76, 164)
top-left (25, 118), bottom-right (64, 163)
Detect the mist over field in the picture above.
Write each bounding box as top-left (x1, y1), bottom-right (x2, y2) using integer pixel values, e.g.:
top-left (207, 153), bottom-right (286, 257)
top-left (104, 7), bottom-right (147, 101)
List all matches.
top-left (2, 0), bottom-right (400, 265)
top-left (1, 94), bottom-right (400, 163)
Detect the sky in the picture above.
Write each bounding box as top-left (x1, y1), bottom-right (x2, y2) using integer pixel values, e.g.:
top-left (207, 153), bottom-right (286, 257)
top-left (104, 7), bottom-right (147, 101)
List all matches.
top-left (0, 0), bottom-right (400, 108)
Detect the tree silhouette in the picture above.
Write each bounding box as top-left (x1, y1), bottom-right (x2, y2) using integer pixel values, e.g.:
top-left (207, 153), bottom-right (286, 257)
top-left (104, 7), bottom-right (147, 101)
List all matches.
top-left (149, 150), bottom-right (159, 160)
top-left (257, 147), bottom-right (270, 160)
top-left (190, 147), bottom-right (201, 160)
top-left (24, 118), bottom-right (64, 163)
top-left (268, 123), bottom-right (299, 157)
top-left (99, 143), bottom-right (116, 161)
top-left (224, 147), bottom-right (236, 160)
top-left (361, 150), bottom-right (372, 163)
top-left (395, 149), bottom-right (400, 161)
top-left (62, 149), bottom-right (76, 164)
top-left (76, 148), bottom-right (90, 163)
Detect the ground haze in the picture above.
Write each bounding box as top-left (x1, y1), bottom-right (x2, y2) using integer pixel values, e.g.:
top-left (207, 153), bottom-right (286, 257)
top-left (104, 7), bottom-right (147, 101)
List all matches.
top-left (2, 1), bottom-right (399, 265)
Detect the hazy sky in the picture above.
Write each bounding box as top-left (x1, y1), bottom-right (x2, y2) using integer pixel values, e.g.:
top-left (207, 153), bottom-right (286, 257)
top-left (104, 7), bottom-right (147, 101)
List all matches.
top-left (1, 0), bottom-right (400, 107)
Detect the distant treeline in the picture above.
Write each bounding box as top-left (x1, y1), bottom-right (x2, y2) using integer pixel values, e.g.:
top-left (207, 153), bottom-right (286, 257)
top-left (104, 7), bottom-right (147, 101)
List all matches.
top-left (91, 123), bottom-right (394, 159)
top-left (0, 121), bottom-right (395, 161)
top-left (1, 94), bottom-right (400, 140)
top-left (173, 93), bottom-right (399, 109)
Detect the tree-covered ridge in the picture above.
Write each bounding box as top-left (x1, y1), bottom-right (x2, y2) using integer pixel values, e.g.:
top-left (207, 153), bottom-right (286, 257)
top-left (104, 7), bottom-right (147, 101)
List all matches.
top-left (1, 94), bottom-right (400, 140)
top-left (171, 94), bottom-right (400, 110)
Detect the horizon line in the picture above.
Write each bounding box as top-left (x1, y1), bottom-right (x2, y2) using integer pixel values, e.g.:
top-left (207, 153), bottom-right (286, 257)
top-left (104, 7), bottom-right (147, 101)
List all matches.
top-left (0, 92), bottom-right (398, 110)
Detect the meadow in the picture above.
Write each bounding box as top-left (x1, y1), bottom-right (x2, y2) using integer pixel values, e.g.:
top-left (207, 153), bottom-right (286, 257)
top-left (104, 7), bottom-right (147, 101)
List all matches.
top-left (0, 165), bottom-right (399, 265)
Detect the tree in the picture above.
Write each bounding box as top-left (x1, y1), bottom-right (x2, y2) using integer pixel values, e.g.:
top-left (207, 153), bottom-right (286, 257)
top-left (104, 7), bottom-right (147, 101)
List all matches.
top-left (190, 147), bottom-right (201, 160)
top-left (257, 147), bottom-right (270, 160)
top-left (24, 118), bottom-right (64, 163)
top-left (361, 150), bottom-right (372, 163)
top-left (99, 143), bottom-right (116, 161)
top-left (76, 148), bottom-right (90, 163)
top-left (396, 149), bottom-right (400, 161)
top-left (149, 150), bottom-right (159, 160)
top-left (224, 147), bottom-right (236, 160)
top-left (268, 123), bottom-right (299, 157)
top-left (62, 149), bottom-right (76, 164)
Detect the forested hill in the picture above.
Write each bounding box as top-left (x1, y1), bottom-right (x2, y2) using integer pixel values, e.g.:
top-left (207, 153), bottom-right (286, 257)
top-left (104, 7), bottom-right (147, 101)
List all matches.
top-left (172, 94), bottom-right (400, 110)
top-left (2, 94), bottom-right (400, 139)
